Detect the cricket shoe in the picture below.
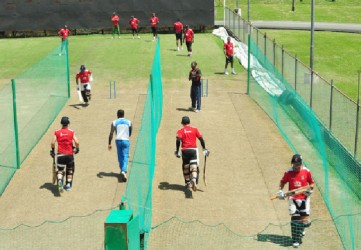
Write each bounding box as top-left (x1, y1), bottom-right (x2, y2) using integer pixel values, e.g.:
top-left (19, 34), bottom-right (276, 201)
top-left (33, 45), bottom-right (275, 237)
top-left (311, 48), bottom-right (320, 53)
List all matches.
top-left (191, 179), bottom-right (197, 191)
top-left (224, 71), bottom-right (229, 75)
top-left (64, 184), bottom-right (72, 191)
top-left (232, 71), bottom-right (237, 75)
top-left (58, 180), bottom-right (64, 193)
top-left (121, 171), bottom-right (127, 182)
top-left (186, 182), bottom-right (192, 190)
top-left (292, 242), bottom-right (300, 248)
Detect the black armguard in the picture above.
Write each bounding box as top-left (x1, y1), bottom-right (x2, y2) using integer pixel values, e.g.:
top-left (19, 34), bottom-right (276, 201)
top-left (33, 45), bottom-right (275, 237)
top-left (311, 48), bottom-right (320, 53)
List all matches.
top-left (199, 137), bottom-right (205, 149)
top-left (176, 138), bottom-right (181, 151)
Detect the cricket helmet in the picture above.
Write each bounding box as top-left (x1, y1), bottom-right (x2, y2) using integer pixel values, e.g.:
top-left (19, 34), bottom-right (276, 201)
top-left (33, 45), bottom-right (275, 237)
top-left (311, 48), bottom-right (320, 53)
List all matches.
top-left (181, 116), bottom-right (190, 125)
top-left (291, 154), bottom-right (303, 165)
top-left (60, 116), bottom-right (70, 125)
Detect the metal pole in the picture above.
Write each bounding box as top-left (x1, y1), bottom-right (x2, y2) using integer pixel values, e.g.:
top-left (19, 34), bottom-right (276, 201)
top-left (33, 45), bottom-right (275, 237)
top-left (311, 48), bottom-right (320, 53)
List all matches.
top-left (295, 55), bottom-right (298, 91)
top-left (292, 0), bottom-right (295, 12)
top-left (248, 0), bottom-right (250, 23)
top-left (355, 71), bottom-right (361, 158)
top-left (310, 0), bottom-right (315, 108)
top-left (281, 45), bottom-right (285, 76)
top-left (66, 40), bottom-right (70, 98)
top-left (224, 0), bottom-right (226, 26)
top-left (273, 39), bottom-right (276, 66)
top-left (11, 79), bottom-right (20, 168)
top-left (329, 80), bottom-right (334, 130)
top-left (247, 35), bottom-right (251, 95)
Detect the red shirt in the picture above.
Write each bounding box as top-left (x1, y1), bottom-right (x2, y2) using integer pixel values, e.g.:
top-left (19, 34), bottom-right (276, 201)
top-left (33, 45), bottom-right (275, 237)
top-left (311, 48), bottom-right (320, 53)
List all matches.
top-left (112, 15), bottom-right (120, 26)
top-left (176, 125), bottom-right (202, 149)
top-left (280, 166), bottom-right (315, 200)
top-left (174, 21), bottom-right (183, 33)
top-left (150, 16), bottom-right (159, 27)
top-left (184, 28), bottom-right (194, 42)
top-left (55, 128), bottom-right (75, 155)
top-left (58, 28), bottom-right (70, 41)
top-left (224, 42), bottom-right (234, 56)
top-left (76, 70), bottom-right (92, 84)
top-left (129, 18), bottom-right (140, 29)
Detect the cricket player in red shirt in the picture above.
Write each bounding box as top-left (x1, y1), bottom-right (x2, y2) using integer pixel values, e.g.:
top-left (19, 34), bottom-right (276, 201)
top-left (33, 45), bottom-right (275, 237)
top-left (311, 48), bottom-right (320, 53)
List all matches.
top-left (111, 12), bottom-right (120, 38)
top-left (223, 36), bottom-right (237, 75)
top-left (129, 16), bottom-right (140, 39)
top-left (76, 65), bottom-right (93, 106)
top-left (277, 154), bottom-right (315, 248)
top-left (173, 19), bottom-right (183, 51)
top-left (57, 25), bottom-right (71, 56)
top-left (183, 25), bottom-right (194, 56)
top-left (50, 117), bottom-right (79, 193)
top-left (175, 116), bottom-right (209, 191)
top-left (149, 13), bottom-right (159, 41)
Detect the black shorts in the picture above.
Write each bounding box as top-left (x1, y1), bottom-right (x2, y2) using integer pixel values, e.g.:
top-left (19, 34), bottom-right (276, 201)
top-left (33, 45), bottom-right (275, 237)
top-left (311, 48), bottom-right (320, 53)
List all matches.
top-left (175, 32), bottom-right (182, 40)
top-left (151, 27), bottom-right (157, 34)
top-left (57, 154), bottom-right (74, 170)
top-left (186, 41), bottom-right (192, 50)
top-left (181, 149), bottom-right (198, 165)
top-left (226, 55), bottom-right (234, 63)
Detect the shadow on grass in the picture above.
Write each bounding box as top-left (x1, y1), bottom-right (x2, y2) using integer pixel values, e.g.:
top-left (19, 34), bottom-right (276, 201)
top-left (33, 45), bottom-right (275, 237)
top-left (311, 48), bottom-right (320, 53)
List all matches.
top-left (256, 234), bottom-right (293, 247)
top-left (69, 103), bottom-right (89, 109)
top-left (40, 183), bottom-right (61, 197)
top-left (176, 107), bottom-right (195, 112)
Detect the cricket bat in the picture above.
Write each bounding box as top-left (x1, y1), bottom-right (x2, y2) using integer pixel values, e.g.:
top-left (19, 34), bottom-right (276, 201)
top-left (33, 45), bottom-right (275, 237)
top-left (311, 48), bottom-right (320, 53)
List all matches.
top-left (270, 185), bottom-right (312, 200)
top-left (203, 155), bottom-right (207, 186)
top-left (77, 90), bottom-right (84, 102)
top-left (52, 157), bottom-right (57, 185)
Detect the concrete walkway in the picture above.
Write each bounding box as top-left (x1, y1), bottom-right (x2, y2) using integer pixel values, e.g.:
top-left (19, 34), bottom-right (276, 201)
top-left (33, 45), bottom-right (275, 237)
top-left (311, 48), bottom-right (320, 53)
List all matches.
top-left (215, 20), bottom-right (361, 33)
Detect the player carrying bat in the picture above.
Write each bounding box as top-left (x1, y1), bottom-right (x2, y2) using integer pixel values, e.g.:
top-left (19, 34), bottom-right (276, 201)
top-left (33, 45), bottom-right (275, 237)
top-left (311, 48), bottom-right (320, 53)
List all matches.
top-left (175, 116), bottom-right (209, 192)
top-left (276, 154), bottom-right (315, 248)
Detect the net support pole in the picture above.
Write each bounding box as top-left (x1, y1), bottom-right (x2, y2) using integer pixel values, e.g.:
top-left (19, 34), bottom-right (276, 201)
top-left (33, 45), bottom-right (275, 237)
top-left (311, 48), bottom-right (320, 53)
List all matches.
top-left (329, 80), bottom-right (334, 131)
top-left (11, 79), bottom-right (20, 169)
top-left (294, 55), bottom-right (298, 91)
top-left (247, 35), bottom-right (251, 95)
top-left (354, 71), bottom-right (361, 158)
top-left (66, 40), bottom-right (70, 98)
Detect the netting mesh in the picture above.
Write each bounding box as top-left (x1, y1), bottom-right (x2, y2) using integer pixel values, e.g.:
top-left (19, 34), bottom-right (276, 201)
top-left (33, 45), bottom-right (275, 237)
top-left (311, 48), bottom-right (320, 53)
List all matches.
top-left (247, 35), bottom-right (361, 249)
top-left (0, 43), bottom-right (69, 195)
top-left (124, 38), bottom-right (163, 236)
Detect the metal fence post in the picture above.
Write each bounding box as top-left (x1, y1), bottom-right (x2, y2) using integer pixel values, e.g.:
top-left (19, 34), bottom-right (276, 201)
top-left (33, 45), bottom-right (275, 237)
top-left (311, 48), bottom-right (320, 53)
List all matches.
top-left (264, 33), bottom-right (267, 57)
top-left (329, 80), bottom-right (334, 131)
top-left (355, 71), bottom-right (361, 158)
top-left (273, 39), bottom-right (276, 66)
top-left (282, 45), bottom-right (285, 77)
top-left (294, 55), bottom-right (298, 91)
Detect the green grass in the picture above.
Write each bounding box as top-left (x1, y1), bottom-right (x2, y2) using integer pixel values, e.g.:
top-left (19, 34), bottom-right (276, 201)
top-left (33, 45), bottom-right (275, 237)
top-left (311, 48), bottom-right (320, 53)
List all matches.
top-left (215, 0), bottom-right (361, 23)
top-left (262, 30), bottom-right (361, 100)
top-left (0, 33), bottom-right (243, 89)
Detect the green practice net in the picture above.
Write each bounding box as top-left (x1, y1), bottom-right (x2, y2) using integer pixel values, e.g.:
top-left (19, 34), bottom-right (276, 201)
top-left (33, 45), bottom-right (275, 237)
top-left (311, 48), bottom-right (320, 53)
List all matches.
top-left (124, 37), bottom-right (163, 236)
top-left (247, 35), bottom-right (361, 250)
top-left (0, 42), bottom-right (69, 195)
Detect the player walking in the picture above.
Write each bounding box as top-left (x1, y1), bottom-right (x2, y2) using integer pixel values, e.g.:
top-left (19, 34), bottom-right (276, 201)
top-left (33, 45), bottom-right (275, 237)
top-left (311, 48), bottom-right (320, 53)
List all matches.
top-left (173, 19), bottom-right (183, 51)
top-left (129, 16), bottom-right (140, 39)
top-left (76, 65), bottom-right (93, 106)
top-left (175, 116), bottom-right (209, 191)
top-left (188, 61), bottom-right (202, 112)
top-left (111, 12), bottom-right (120, 38)
top-left (224, 36), bottom-right (237, 75)
top-left (57, 25), bottom-right (70, 56)
top-left (183, 25), bottom-right (194, 56)
top-left (149, 13), bottom-right (159, 41)
top-left (50, 117), bottom-right (79, 193)
top-left (276, 154), bottom-right (315, 248)
top-left (108, 109), bottom-right (132, 182)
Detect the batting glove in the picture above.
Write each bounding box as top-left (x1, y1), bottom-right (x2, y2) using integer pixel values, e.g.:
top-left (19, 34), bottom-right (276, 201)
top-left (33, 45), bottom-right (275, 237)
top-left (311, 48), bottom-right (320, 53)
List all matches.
top-left (50, 149), bottom-right (55, 158)
top-left (277, 190), bottom-right (285, 200)
top-left (303, 189), bottom-right (313, 196)
top-left (203, 149), bottom-right (210, 157)
top-left (174, 151), bottom-right (181, 158)
top-left (73, 147), bottom-right (79, 154)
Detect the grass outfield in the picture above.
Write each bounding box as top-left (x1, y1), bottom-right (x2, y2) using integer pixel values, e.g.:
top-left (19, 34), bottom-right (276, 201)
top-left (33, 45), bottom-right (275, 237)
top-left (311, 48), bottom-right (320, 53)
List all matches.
top-left (0, 33), bottom-right (243, 89)
top-left (215, 0), bottom-right (361, 23)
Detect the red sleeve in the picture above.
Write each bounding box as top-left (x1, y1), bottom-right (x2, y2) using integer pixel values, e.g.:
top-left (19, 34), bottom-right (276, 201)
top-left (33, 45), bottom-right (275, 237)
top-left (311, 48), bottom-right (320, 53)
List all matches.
top-left (195, 128), bottom-right (202, 138)
top-left (280, 172), bottom-right (289, 185)
top-left (307, 171), bottom-right (315, 185)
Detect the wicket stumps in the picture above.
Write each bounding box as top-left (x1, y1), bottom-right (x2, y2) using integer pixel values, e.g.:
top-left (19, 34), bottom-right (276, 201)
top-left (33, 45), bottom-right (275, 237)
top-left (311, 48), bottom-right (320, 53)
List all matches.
top-left (201, 79), bottom-right (208, 97)
top-left (109, 80), bottom-right (116, 99)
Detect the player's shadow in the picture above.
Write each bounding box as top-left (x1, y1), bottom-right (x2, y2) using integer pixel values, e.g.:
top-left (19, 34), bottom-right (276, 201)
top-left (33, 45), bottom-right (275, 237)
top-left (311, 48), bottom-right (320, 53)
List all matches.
top-left (40, 183), bottom-right (61, 197)
top-left (176, 108), bottom-right (195, 112)
top-left (214, 72), bottom-right (227, 75)
top-left (176, 54), bottom-right (190, 57)
top-left (256, 234), bottom-right (293, 247)
top-left (158, 181), bottom-right (193, 199)
top-left (97, 171), bottom-right (125, 182)
top-left (69, 103), bottom-right (88, 109)
top-left (167, 48), bottom-right (178, 52)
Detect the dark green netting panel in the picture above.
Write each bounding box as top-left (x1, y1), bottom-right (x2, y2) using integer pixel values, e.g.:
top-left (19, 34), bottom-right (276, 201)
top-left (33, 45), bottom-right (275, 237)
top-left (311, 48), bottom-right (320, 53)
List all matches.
top-left (0, 42), bottom-right (69, 195)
